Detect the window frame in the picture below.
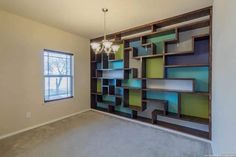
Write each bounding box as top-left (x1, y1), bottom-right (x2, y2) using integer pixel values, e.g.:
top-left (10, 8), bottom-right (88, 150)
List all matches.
top-left (43, 49), bottom-right (74, 103)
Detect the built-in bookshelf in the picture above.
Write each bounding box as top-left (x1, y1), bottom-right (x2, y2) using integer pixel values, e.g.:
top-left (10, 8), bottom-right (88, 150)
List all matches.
top-left (90, 6), bottom-right (212, 139)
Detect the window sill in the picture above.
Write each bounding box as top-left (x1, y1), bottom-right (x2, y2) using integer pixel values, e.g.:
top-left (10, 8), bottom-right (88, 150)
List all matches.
top-left (44, 96), bottom-right (74, 103)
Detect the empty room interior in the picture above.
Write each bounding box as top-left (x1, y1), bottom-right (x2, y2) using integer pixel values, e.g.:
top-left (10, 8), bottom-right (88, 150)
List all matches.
top-left (0, 0), bottom-right (235, 156)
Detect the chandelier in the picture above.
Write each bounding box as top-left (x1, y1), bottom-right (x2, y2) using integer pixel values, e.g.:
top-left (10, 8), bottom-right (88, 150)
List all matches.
top-left (90, 8), bottom-right (120, 55)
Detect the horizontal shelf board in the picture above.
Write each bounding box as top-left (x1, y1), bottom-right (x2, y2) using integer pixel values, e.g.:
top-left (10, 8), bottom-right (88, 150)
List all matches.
top-left (97, 101), bottom-right (116, 106)
top-left (102, 85), bottom-right (109, 87)
top-left (154, 119), bottom-right (209, 139)
top-left (124, 47), bottom-right (136, 51)
top-left (142, 28), bottom-right (177, 38)
top-left (143, 78), bottom-right (195, 81)
top-left (108, 59), bottom-right (123, 62)
top-left (165, 51), bottom-right (194, 56)
top-left (91, 92), bottom-right (102, 95)
top-left (165, 64), bottom-right (209, 68)
top-left (194, 34), bottom-right (210, 40)
top-left (142, 98), bottom-right (168, 104)
top-left (178, 19), bottom-right (210, 33)
top-left (129, 105), bottom-right (143, 111)
top-left (133, 54), bottom-right (163, 60)
top-left (97, 68), bottom-right (136, 71)
top-left (123, 86), bottom-right (142, 90)
top-left (96, 77), bottom-right (124, 80)
top-left (191, 92), bottom-right (209, 96)
top-left (103, 94), bottom-right (122, 98)
top-left (143, 88), bottom-right (194, 93)
top-left (156, 111), bottom-right (209, 125)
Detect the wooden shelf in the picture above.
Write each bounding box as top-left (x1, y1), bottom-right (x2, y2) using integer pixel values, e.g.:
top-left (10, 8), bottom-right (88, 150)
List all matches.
top-left (96, 77), bottom-right (124, 80)
top-left (165, 51), bottom-right (194, 56)
top-left (142, 77), bottom-right (195, 81)
top-left (97, 68), bottom-right (136, 71)
top-left (91, 92), bottom-right (102, 95)
top-left (143, 88), bottom-right (194, 93)
top-left (133, 54), bottom-right (163, 60)
top-left (103, 94), bottom-right (123, 98)
top-left (142, 98), bottom-right (167, 104)
top-left (129, 105), bottom-right (143, 112)
top-left (123, 86), bottom-right (142, 90)
top-left (152, 109), bottom-right (209, 125)
top-left (97, 101), bottom-right (117, 106)
top-left (165, 64), bottom-right (209, 68)
top-left (108, 59), bottom-right (123, 62)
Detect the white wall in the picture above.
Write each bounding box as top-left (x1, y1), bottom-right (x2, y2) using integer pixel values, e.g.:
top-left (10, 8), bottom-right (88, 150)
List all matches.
top-left (0, 9), bottom-right (90, 137)
top-left (212, 0), bottom-right (236, 154)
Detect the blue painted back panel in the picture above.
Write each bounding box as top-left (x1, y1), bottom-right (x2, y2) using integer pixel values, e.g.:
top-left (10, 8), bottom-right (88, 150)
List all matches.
top-left (109, 61), bottom-right (124, 69)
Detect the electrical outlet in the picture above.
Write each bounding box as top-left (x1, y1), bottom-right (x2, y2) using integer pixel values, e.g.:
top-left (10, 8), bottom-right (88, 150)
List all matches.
top-left (26, 112), bottom-right (31, 118)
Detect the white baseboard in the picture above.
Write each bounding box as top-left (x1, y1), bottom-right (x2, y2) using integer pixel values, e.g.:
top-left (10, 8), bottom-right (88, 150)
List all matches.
top-left (91, 109), bottom-right (212, 144)
top-left (0, 109), bottom-right (91, 140)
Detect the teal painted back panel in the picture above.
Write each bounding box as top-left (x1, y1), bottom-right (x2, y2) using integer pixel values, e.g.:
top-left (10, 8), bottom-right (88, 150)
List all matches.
top-left (147, 33), bottom-right (176, 53)
top-left (103, 95), bottom-right (115, 102)
top-left (167, 67), bottom-right (209, 92)
top-left (130, 41), bottom-right (150, 56)
top-left (122, 79), bottom-right (141, 88)
top-left (97, 102), bottom-right (108, 109)
top-left (147, 91), bottom-right (178, 113)
top-left (109, 79), bottom-right (115, 85)
top-left (97, 63), bottom-right (102, 69)
top-left (109, 61), bottom-right (124, 69)
top-left (115, 105), bottom-right (132, 114)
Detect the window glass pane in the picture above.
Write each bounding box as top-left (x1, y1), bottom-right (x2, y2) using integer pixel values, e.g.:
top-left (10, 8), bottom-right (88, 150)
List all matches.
top-left (44, 77), bottom-right (72, 101)
top-left (44, 50), bottom-right (73, 102)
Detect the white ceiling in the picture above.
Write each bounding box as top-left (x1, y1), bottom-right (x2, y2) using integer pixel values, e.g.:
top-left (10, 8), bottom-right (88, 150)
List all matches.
top-left (0, 0), bottom-right (213, 39)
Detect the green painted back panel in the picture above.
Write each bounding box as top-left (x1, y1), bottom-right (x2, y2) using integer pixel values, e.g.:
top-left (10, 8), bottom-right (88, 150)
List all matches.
top-left (97, 79), bottom-right (102, 92)
top-left (115, 44), bottom-right (124, 59)
top-left (129, 90), bottom-right (141, 106)
top-left (181, 93), bottom-right (209, 119)
top-left (147, 32), bottom-right (176, 53)
top-left (146, 58), bottom-right (164, 78)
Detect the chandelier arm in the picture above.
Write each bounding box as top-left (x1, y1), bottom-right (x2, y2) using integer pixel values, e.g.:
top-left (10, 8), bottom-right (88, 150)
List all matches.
top-left (103, 9), bottom-right (106, 40)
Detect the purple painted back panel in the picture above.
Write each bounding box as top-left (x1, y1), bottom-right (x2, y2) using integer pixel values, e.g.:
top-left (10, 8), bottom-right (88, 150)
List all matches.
top-left (166, 39), bottom-right (209, 65)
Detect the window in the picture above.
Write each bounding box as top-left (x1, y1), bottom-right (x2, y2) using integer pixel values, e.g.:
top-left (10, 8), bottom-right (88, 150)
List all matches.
top-left (44, 50), bottom-right (74, 102)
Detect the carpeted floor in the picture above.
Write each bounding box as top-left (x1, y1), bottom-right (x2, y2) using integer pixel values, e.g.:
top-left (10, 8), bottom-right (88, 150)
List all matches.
top-left (0, 111), bottom-right (212, 157)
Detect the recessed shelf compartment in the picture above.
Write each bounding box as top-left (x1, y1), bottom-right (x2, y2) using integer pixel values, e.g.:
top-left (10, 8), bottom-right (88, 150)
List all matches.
top-left (97, 68), bottom-right (138, 79)
top-left (165, 34), bottom-right (209, 67)
top-left (144, 78), bottom-right (195, 93)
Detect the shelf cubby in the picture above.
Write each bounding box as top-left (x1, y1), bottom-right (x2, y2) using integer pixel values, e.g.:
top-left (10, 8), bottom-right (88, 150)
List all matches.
top-left (145, 78), bottom-right (195, 93)
top-left (165, 34), bottom-right (209, 67)
top-left (144, 58), bottom-right (164, 78)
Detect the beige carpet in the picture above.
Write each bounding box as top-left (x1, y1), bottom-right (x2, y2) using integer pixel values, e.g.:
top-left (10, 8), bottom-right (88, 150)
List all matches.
top-left (0, 111), bottom-right (212, 157)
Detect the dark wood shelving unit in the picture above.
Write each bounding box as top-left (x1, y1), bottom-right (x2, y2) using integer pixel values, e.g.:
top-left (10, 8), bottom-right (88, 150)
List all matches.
top-left (90, 6), bottom-right (212, 139)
